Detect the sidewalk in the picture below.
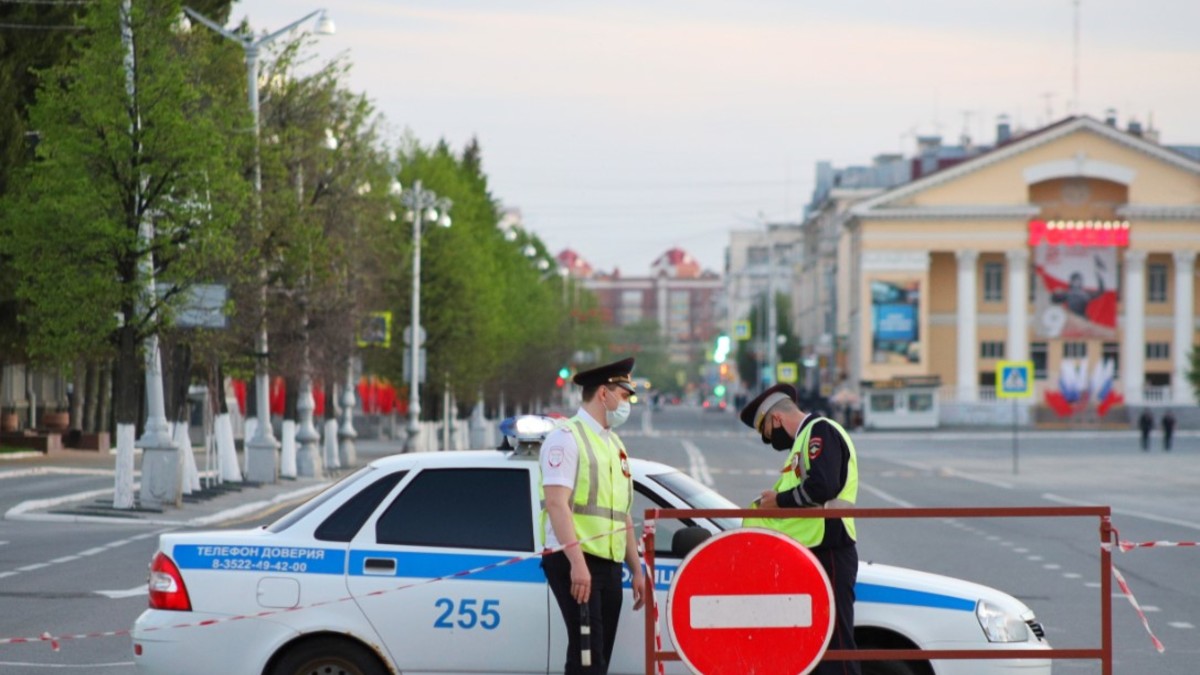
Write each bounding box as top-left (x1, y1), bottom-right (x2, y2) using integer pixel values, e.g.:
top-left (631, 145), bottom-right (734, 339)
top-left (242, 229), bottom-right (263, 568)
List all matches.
top-left (2, 437), bottom-right (404, 527)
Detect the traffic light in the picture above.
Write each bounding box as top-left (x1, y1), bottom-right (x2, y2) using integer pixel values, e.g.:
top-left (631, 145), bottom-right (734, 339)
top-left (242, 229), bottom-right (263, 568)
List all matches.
top-left (713, 384), bottom-right (726, 398)
top-left (555, 376), bottom-right (566, 388)
top-left (558, 366), bottom-right (570, 379)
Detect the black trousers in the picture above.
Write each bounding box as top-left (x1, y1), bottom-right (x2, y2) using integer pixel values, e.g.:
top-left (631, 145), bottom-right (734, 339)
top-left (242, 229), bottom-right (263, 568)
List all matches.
top-left (812, 545), bottom-right (861, 675)
top-left (543, 551), bottom-right (624, 675)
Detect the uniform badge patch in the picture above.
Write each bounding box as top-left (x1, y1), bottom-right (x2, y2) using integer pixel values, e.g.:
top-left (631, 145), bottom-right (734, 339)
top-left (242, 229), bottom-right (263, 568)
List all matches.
top-left (808, 437), bottom-right (823, 460)
top-left (548, 448), bottom-right (564, 468)
top-left (791, 453), bottom-right (803, 478)
top-left (619, 449), bottom-right (631, 478)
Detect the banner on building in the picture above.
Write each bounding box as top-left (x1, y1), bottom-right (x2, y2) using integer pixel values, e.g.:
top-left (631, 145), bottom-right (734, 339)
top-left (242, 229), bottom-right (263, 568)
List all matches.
top-left (870, 279), bottom-right (920, 365)
top-left (1033, 245), bottom-right (1117, 339)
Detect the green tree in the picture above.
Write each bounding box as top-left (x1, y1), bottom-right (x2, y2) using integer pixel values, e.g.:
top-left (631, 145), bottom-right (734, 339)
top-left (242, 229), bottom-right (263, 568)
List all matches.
top-left (735, 291), bottom-right (801, 390)
top-left (0, 0), bottom-right (246, 436)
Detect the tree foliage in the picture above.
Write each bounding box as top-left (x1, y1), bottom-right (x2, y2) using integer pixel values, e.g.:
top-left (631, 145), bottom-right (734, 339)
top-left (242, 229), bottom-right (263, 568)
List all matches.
top-left (735, 292), bottom-right (801, 391)
top-left (0, 0), bottom-right (247, 422)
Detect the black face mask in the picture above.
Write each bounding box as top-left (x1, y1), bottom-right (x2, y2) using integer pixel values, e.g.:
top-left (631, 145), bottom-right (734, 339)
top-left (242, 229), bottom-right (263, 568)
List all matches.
top-left (769, 426), bottom-right (793, 451)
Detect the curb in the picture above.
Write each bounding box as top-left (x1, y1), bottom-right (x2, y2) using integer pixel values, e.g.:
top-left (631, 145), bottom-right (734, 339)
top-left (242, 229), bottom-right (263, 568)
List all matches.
top-left (4, 483), bottom-right (330, 527)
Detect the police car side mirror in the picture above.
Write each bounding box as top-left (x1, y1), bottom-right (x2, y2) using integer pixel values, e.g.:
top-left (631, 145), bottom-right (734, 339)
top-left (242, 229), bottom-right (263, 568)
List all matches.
top-left (671, 526), bottom-right (712, 558)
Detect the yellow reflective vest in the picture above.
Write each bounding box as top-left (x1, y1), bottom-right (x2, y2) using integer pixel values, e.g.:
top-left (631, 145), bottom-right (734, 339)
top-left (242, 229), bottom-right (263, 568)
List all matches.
top-left (540, 415), bottom-right (633, 562)
top-left (742, 417), bottom-right (858, 547)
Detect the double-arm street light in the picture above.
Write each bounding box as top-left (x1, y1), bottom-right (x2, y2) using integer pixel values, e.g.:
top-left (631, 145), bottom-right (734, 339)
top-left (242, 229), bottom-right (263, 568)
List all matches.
top-left (396, 180), bottom-right (451, 452)
top-left (184, 7), bottom-right (334, 482)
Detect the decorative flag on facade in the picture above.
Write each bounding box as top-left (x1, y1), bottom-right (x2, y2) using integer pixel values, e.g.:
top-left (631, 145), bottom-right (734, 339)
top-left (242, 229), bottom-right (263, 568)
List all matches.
top-left (1043, 358), bottom-right (1123, 418)
top-left (1033, 244), bottom-right (1118, 339)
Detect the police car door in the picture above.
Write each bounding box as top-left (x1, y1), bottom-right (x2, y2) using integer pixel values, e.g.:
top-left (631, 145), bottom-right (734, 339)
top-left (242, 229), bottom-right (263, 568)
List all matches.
top-left (346, 464), bottom-right (550, 673)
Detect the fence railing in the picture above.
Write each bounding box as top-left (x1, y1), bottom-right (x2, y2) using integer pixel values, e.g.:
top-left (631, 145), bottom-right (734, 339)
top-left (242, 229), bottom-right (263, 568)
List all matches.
top-left (643, 505), bottom-right (1114, 675)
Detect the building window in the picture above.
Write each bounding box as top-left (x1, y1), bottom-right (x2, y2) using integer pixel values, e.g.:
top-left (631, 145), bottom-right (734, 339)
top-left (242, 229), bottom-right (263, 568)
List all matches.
top-left (1102, 342), bottom-right (1120, 371)
top-left (983, 262), bottom-right (1004, 302)
top-left (1063, 342), bottom-right (1087, 358)
top-left (980, 341), bottom-right (1005, 359)
top-left (1146, 342), bottom-right (1170, 360)
top-left (1031, 342), bottom-right (1047, 379)
top-left (1147, 263), bottom-right (1168, 303)
top-left (746, 246), bottom-right (769, 266)
top-left (908, 392), bottom-right (933, 412)
top-left (869, 393), bottom-right (895, 413)
top-left (1146, 372), bottom-right (1171, 387)
top-left (618, 290), bottom-right (643, 325)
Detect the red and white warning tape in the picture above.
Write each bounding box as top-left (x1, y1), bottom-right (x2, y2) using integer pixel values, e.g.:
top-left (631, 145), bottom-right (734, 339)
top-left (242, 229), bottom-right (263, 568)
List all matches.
top-left (1101, 521), bottom-right (1178, 654)
top-left (0, 525), bottom-right (632, 650)
top-left (642, 518), bottom-right (666, 675)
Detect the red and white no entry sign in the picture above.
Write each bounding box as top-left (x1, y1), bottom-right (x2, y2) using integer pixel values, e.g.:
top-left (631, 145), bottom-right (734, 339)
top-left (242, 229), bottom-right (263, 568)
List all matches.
top-left (667, 529), bottom-right (834, 675)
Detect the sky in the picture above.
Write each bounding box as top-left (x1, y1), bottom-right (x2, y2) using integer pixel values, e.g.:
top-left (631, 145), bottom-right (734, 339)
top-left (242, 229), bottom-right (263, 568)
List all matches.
top-left (232, 0), bottom-right (1200, 275)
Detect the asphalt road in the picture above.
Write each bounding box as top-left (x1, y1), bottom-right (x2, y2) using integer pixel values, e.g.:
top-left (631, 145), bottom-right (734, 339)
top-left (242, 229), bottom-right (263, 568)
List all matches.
top-left (0, 405), bottom-right (1195, 674)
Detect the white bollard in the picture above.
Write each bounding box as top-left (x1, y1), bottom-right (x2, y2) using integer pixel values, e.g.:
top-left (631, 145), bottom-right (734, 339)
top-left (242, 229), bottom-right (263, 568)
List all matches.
top-left (280, 420), bottom-right (298, 479)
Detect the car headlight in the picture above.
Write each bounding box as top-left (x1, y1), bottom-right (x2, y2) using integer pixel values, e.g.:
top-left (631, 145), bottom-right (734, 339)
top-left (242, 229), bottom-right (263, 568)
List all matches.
top-left (975, 600), bottom-right (1030, 643)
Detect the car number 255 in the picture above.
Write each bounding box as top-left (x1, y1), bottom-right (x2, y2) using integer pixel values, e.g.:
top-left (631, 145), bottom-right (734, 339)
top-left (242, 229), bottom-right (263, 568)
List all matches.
top-left (433, 598), bottom-right (501, 630)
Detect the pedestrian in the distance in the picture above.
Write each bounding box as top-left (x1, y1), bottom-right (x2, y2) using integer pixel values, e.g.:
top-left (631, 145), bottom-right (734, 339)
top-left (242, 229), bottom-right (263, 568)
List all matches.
top-left (1162, 410), bottom-right (1176, 451)
top-left (539, 357), bottom-right (645, 675)
top-left (1138, 409), bottom-right (1154, 451)
top-left (739, 383), bottom-right (861, 675)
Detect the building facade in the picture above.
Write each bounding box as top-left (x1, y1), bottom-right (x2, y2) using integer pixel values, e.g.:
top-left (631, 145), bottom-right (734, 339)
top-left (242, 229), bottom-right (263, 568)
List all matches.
top-left (561, 247), bottom-right (724, 365)
top-left (845, 115), bottom-right (1200, 426)
top-left (723, 223), bottom-right (802, 391)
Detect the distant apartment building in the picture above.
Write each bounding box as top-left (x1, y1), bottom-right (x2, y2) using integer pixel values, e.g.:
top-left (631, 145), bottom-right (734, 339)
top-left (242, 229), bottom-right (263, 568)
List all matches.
top-left (722, 223), bottom-right (803, 390)
top-left (558, 248), bottom-right (724, 364)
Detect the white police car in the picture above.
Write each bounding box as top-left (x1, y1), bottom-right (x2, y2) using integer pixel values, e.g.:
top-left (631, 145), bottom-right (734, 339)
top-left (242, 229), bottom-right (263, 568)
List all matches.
top-left (132, 416), bottom-right (1051, 675)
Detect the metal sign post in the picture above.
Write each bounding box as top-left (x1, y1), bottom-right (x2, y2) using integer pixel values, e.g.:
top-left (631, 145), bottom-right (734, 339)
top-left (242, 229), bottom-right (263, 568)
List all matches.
top-left (996, 360), bottom-right (1034, 475)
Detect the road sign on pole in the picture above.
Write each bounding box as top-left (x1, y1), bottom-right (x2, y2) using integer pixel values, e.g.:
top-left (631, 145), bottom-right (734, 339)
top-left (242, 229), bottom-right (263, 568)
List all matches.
top-left (733, 320), bottom-right (751, 341)
top-left (995, 360), bottom-right (1034, 476)
top-left (668, 529), bottom-right (834, 675)
top-left (777, 362), bottom-right (798, 383)
top-left (996, 360), bottom-right (1034, 399)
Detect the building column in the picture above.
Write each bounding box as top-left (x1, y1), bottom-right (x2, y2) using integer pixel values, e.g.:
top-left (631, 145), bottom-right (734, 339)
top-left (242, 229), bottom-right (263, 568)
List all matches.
top-left (1005, 249), bottom-right (1029, 361)
top-left (1121, 250), bottom-right (1147, 405)
top-left (956, 249), bottom-right (979, 402)
top-left (1172, 250), bottom-right (1196, 404)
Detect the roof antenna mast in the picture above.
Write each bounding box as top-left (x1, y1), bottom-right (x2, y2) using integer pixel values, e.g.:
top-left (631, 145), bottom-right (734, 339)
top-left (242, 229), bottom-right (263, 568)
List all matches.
top-left (1072, 0), bottom-right (1081, 115)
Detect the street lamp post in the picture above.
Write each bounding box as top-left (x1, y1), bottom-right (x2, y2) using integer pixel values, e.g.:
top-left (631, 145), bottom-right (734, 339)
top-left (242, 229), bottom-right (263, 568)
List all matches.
top-left (398, 180), bottom-right (451, 452)
top-left (185, 7), bottom-right (335, 482)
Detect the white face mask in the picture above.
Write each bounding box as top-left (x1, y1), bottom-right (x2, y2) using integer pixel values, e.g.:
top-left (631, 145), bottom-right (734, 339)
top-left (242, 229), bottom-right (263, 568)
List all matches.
top-left (604, 390), bottom-right (632, 429)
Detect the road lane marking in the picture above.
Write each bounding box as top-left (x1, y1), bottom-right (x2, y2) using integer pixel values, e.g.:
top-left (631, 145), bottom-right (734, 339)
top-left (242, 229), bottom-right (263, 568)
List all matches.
top-left (876, 458), bottom-right (1014, 490)
top-left (1042, 493), bottom-right (1200, 531)
top-left (691, 594), bottom-right (813, 629)
top-left (95, 585), bottom-right (148, 599)
top-left (680, 440), bottom-right (714, 487)
top-left (1167, 622), bottom-right (1195, 629)
top-left (0, 527), bottom-right (174, 580)
top-left (858, 483), bottom-right (915, 508)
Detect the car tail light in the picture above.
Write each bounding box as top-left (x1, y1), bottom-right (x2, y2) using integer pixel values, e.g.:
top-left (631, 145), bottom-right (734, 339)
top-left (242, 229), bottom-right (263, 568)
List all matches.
top-left (148, 552), bottom-right (192, 611)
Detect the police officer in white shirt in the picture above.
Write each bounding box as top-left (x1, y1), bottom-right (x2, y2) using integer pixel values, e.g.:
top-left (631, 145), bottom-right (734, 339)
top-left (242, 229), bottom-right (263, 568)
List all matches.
top-left (539, 357), bottom-right (646, 674)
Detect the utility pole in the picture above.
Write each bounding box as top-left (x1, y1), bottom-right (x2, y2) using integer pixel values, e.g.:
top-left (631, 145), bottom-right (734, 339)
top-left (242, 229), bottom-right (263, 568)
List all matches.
top-left (766, 234), bottom-right (779, 387)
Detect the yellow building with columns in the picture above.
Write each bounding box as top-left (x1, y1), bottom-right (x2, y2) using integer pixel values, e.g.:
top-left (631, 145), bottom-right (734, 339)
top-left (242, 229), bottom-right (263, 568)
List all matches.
top-left (847, 116), bottom-right (1199, 427)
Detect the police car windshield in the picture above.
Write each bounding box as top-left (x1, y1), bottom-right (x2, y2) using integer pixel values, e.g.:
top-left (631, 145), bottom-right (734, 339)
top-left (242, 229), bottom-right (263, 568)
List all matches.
top-left (647, 470), bottom-right (740, 531)
top-left (267, 466), bottom-right (377, 533)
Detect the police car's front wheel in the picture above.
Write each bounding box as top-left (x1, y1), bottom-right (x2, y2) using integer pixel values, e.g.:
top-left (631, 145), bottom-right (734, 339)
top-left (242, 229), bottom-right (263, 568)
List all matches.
top-left (269, 636), bottom-right (389, 675)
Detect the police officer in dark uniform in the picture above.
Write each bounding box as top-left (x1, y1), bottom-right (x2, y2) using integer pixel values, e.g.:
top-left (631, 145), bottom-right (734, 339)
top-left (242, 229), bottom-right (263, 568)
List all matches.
top-left (740, 383), bottom-right (861, 675)
top-left (539, 358), bottom-right (645, 674)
